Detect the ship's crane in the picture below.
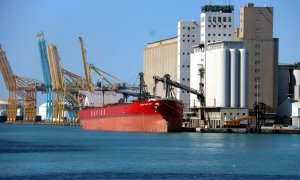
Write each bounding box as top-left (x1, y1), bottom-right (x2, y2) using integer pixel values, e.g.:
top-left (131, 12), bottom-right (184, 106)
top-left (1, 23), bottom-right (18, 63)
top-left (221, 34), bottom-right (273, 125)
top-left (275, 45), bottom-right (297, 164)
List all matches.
top-left (153, 74), bottom-right (205, 106)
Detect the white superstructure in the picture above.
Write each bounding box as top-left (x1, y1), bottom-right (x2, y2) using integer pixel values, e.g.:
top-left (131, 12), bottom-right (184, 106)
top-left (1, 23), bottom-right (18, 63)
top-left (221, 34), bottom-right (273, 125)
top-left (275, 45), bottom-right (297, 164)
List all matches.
top-left (79, 91), bottom-right (123, 107)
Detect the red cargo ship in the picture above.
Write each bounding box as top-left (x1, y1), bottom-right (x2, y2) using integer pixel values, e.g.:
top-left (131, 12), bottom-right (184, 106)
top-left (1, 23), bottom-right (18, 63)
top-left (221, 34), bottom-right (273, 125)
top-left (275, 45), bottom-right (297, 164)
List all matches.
top-left (79, 99), bottom-right (183, 133)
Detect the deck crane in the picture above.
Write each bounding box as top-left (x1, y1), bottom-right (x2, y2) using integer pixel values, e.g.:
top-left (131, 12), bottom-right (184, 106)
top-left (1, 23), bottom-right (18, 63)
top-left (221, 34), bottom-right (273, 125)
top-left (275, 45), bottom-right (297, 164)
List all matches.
top-left (153, 74), bottom-right (205, 106)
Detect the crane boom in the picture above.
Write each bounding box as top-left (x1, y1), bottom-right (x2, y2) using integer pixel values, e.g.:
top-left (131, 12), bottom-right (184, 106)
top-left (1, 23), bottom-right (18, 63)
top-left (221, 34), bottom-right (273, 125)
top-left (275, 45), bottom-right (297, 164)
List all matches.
top-left (79, 37), bottom-right (92, 90)
top-left (153, 74), bottom-right (205, 105)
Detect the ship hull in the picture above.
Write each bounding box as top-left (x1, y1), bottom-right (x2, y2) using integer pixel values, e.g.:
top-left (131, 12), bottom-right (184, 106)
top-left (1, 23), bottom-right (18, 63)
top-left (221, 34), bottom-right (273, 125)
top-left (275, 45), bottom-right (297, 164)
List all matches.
top-left (79, 99), bottom-right (183, 133)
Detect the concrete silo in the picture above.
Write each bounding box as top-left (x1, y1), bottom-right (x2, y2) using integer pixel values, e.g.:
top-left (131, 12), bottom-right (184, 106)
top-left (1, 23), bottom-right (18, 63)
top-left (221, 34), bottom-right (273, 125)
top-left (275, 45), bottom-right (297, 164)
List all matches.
top-left (293, 70), bottom-right (300, 100)
top-left (230, 49), bottom-right (240, 107)
top-left (239, 49), bottom-right (248, 108)
top-left (218, 49), bottom-right (230, 107)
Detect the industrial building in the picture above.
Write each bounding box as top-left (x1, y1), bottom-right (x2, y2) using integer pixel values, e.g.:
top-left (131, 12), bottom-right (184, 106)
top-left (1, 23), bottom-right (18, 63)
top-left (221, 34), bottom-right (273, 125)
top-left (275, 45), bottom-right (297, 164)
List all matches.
top-left (0, 99), bottom-right (8, 116)
top-left (176, 21), bottom-right (200, 107)
top-left (190, 41), bottom-right (249, 128)
top-left (200, 5), bottom-right (234, 45)
top-left (236, 3), bottom-right (278, 112)
top-left (143, 4), bottom-right (253, 128)
top-left (144, 37), bottom-right (178, 98)
top-left (277, 63), bottom-right (300, 128)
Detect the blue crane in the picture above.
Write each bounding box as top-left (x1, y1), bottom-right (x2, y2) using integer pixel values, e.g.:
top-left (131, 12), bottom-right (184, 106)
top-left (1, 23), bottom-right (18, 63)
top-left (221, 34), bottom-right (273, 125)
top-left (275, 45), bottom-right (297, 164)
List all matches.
top-left (37, 32), bottom-right (53, 121)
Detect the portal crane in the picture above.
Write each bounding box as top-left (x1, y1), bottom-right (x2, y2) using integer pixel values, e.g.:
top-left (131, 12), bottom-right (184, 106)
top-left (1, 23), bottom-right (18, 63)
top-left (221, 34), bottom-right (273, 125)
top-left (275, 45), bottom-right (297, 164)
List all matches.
top-left (37, 32), bottom-right (54, 121)
top-left (79, 37), bottom-right (92, 91)
top-left (1, 45), bottom-right (45, 122)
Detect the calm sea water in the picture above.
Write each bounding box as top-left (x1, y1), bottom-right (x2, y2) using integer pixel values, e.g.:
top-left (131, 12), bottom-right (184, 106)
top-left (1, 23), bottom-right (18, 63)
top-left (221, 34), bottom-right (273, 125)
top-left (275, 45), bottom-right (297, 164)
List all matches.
top-left (0, 124), bottom-right (300, 179)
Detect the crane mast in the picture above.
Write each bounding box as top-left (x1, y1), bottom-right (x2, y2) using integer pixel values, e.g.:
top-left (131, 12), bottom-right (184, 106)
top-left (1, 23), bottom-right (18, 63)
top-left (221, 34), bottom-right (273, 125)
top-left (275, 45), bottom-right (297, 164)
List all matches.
top-left (79, 37), bottom-right (92, 91)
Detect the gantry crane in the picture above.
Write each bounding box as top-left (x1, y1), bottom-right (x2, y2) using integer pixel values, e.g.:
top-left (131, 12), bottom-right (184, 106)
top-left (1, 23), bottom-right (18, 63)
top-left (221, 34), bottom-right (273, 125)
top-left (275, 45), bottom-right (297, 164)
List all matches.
top-left (37, 32), bottom-right (54, 121)
top-left (0, 45), bottom-right (18, 121)
top-left (0, 45), bottom-right (45, 122)
top-left (79, 37), bottom-right (93, 91)
top-left (46, 44), bottom-right (85, 122)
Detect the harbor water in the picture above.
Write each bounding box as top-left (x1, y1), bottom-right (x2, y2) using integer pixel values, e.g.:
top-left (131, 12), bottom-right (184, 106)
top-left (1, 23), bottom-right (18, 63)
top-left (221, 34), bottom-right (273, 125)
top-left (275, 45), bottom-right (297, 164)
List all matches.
top-left (0, 124), bottom-right (300, 179)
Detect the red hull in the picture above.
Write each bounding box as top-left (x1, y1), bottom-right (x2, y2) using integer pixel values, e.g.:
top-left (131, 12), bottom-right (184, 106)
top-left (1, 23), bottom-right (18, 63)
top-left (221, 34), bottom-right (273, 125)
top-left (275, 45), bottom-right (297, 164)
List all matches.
top-left (79, 99), bottom-right (183, 133)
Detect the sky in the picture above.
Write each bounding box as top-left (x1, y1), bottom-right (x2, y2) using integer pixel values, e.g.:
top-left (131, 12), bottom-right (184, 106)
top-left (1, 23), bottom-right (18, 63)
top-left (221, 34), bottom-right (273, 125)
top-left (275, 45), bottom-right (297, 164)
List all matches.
top-left (0, 0), bottom-right (300, 103)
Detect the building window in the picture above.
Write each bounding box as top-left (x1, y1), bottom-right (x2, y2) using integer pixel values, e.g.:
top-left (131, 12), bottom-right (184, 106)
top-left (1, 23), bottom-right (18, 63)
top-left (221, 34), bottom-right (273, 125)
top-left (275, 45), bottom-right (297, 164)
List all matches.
top-left (183, 27), bottom-right (185, 29)
top-left (218, 34), bottom-right (221, 36)
top-left (219, 25), bottom-right (221, 28)
top-left (208, 33), bottom-right (211, 36)
top-left (224, 25), bottom-right (226, 28)
top-left (187, 65), bottom-right (190, 68)
top-left (208, 16), bottom-right (211, 22)
top-left (188, 35), bottom-right (190, 37)
top-left (208, 40), bottom-right (210, 43)
top-left (188, 40), bottom-right (190, 42)
top-left (237, 113), bottom-right (239, 115)
top-left (228, 17), bottom-right (231, 22)
top-left (182, 91), bottom-right (185, 93)
top-left (218, 17), bottom-right (221, 22)
top-left (183, 40), bottom-right (185, 42)
top-left (223, 17), bottom-right (227, 22)
top-left (213, 25), bottom-right (216, 28)
top-left (187, 78), bottom-right (190, 81)
top-left (187, 52), bottom-right (190, 55)
top-left (229, 25), bottom-right (232, 28)
top-left (213, 17), bottom-right (216, 22)
top-left (183, 52), bottom-right (185, 55)
top-left (182, 65), bottom-right (185, 68)
top-left (229, 34), bottom-right (231, 36)
top-left (183, 35), bottom-right (185, 37)
top-left (182, 78), bottom-right (185, 81)
top-left (188, 27), bottom-right (190, 30)
top-left (224, 113), bottom-right (227, 115)
top-left (208, 25), bottom-right (211, 28)
top-left (192, 40), bottom-right (195, 42)
top-left (192, 27), bottom-right (195, 29)
top-left (213, 34), bottom-right (215, 36)
top-left (224, 34), bottom-right (226, 36)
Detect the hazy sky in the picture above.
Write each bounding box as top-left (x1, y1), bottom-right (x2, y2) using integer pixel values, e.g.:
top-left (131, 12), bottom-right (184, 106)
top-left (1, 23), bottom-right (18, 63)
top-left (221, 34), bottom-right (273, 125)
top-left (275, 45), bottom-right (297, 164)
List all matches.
top-left (0, 0), bottom-right (299, 102)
